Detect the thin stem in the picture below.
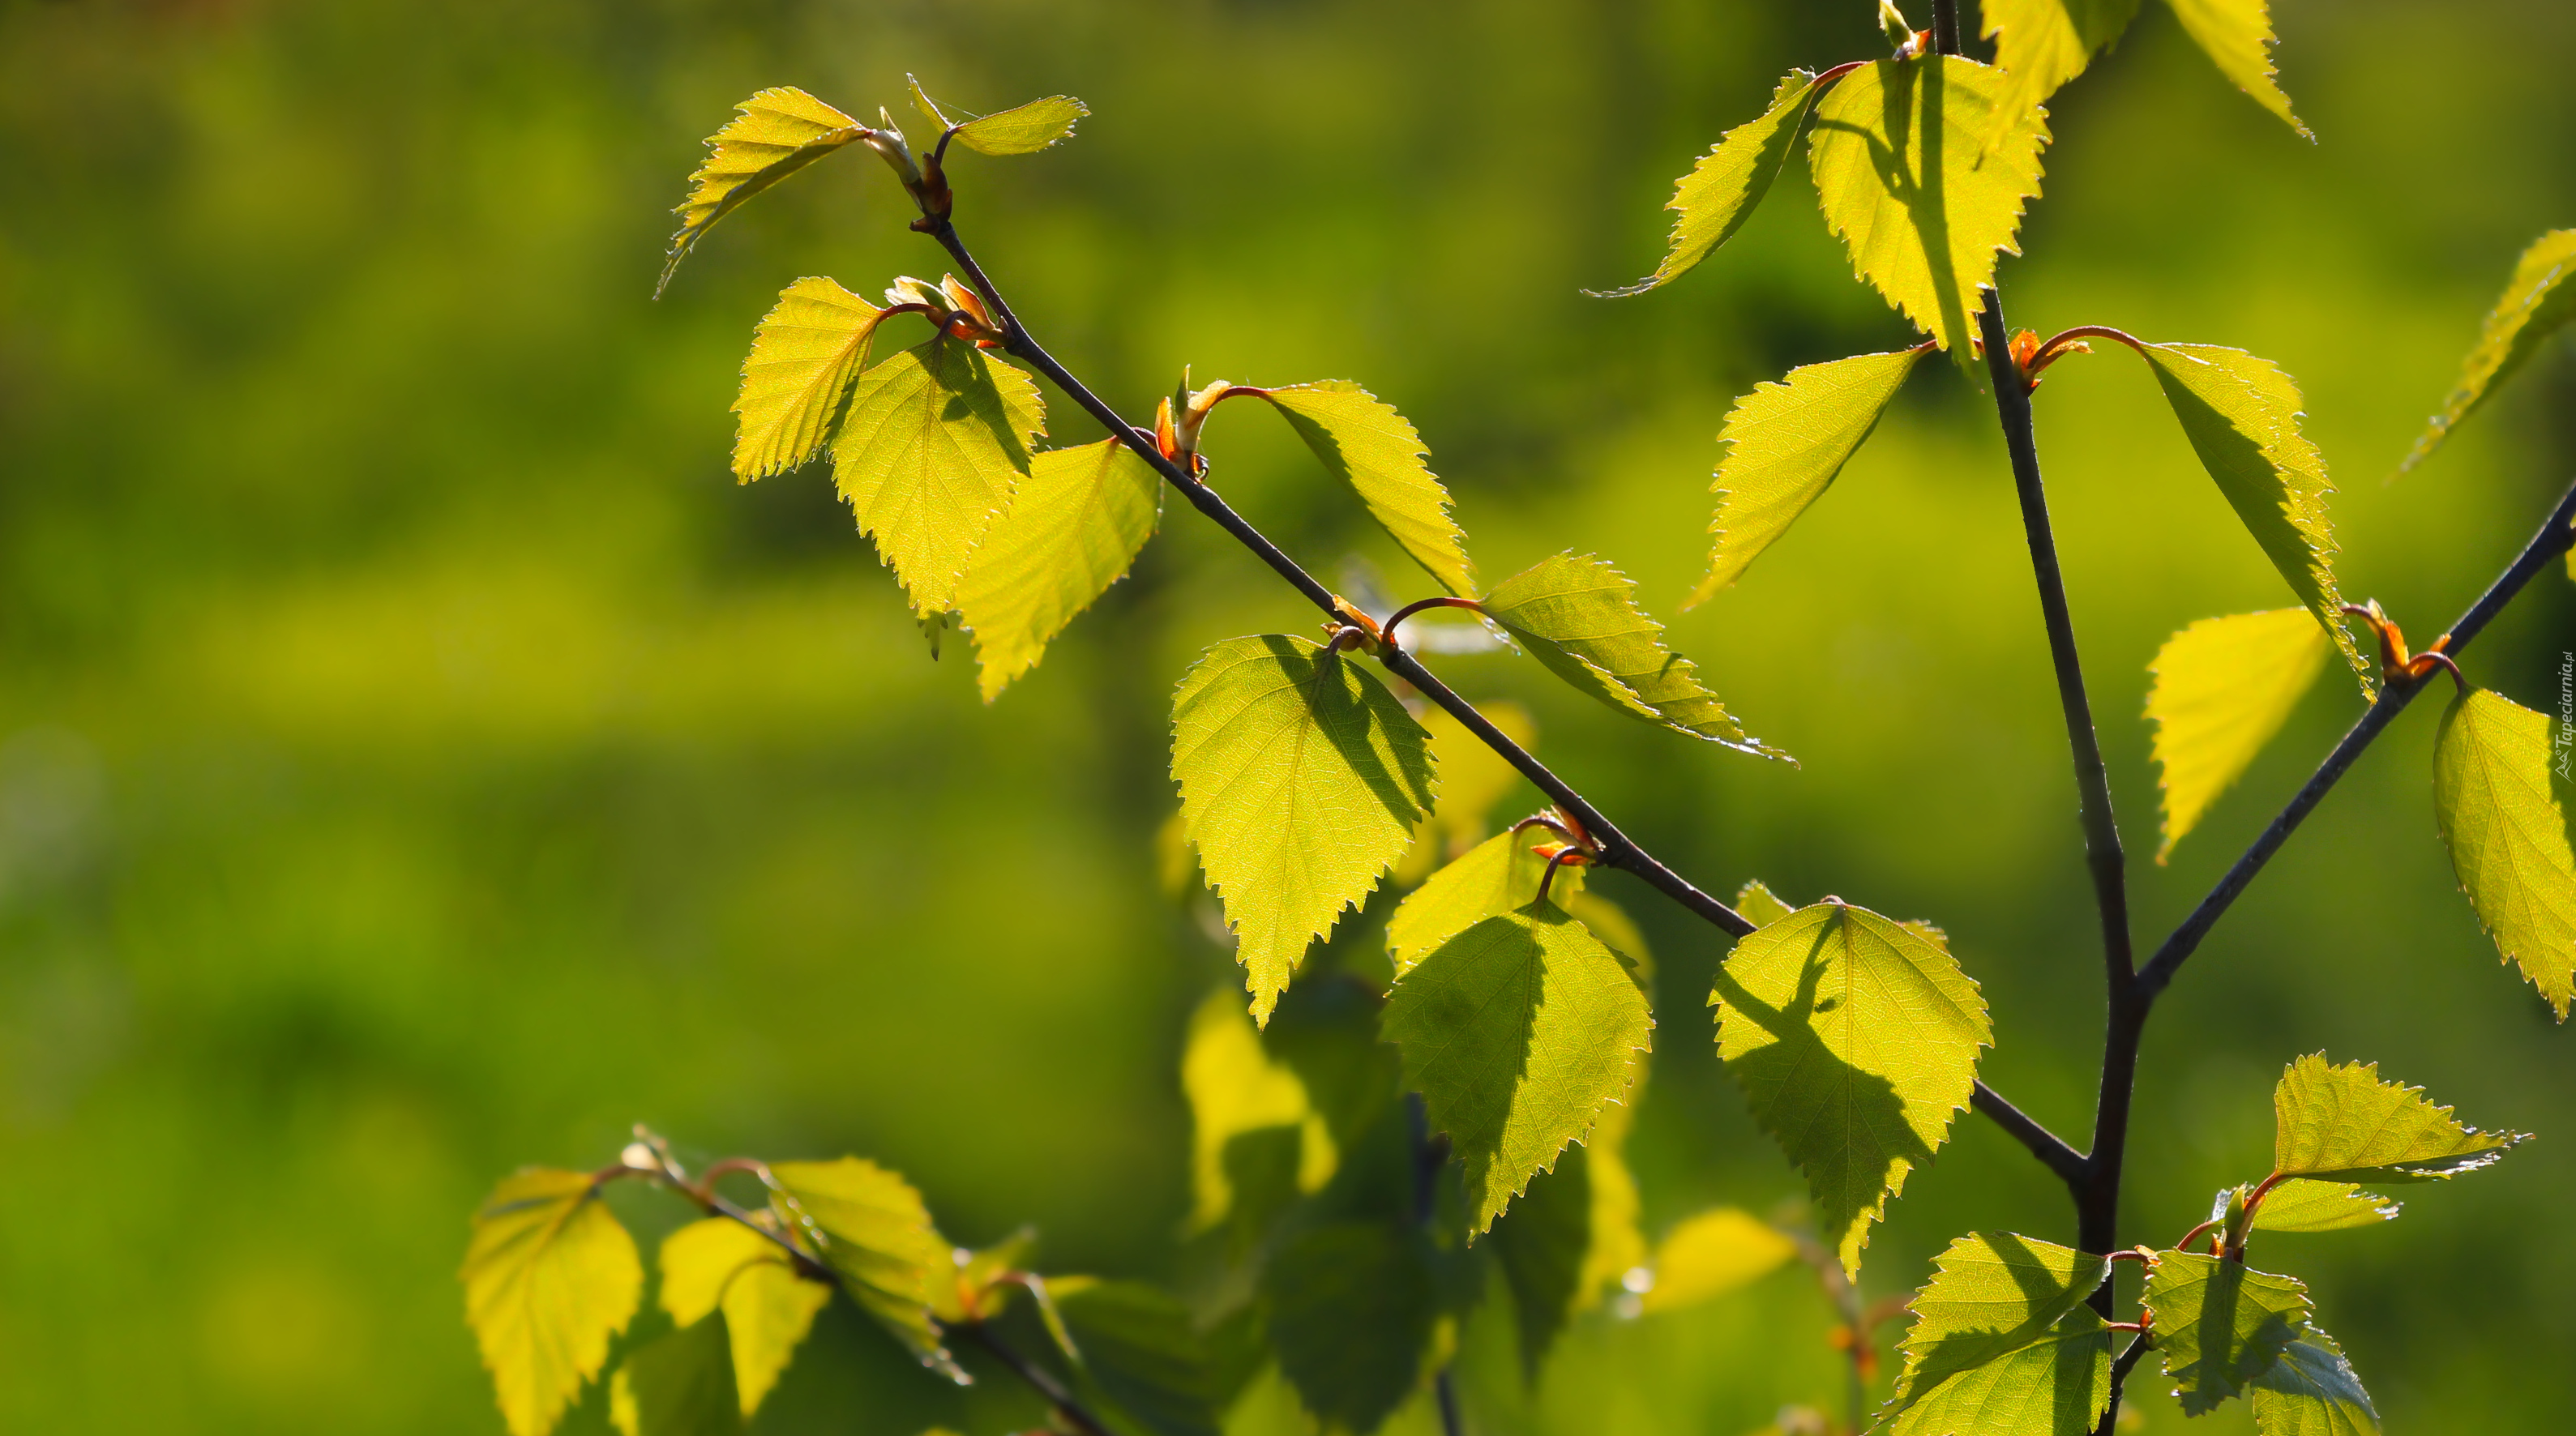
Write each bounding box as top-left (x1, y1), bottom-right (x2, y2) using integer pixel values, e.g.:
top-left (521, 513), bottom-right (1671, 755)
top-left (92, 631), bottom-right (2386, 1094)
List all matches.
top-left (1971, 1079), bottom-right (2090, 1186)
top-left (961, 1323), bottom-right (1118, 1436)
top-left (1382, 595), bottom-right (1485, 651)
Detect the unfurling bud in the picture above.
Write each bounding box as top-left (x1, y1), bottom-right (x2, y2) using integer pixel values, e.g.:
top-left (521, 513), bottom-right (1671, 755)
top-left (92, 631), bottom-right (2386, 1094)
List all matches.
top-left (862, 109), bottom-right (923, 189)
top-left (1878, 0), bottom-right (1914, 50)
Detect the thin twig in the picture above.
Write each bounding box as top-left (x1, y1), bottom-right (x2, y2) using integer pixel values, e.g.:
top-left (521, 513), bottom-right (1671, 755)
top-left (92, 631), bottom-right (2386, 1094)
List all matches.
top-left (962, 1323), bottom-right (1119, 1436)
top-left (1929, 0), bottom-right (1962, 57)
top-left (1971, 1079), bottom-right (2090, 1186)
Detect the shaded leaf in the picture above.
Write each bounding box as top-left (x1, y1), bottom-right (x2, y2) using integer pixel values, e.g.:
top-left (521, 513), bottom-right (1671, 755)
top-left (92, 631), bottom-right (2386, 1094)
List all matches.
top-left (1594, 71), bottom-right (1821, 297)
top-left (2232, 1181), bottom-right (2399, 1235)
top-left (2164, 0), bottom-right (2309, 138)
top-left (2146, 609), bottom-right (2330, 861)
top-left (2143, 1250), bottom-right (2309, 1414)
top-left (462, 1168), bottom-right (644, 1436)
top-left (611, 1317), bottom-right (743, 1436)
top-left (2433, 686), bottom-right (2576, 1015)
top-left (2250, 1328), bottom-right (2380, 1436)
top-left (1978, 0), bottom-right (2142, 153)
top-left (832, 337), bottom-right (1046, 616)
top-left (2403, 229), bottom-right (2576, 472)
top-left (1636, 1207), bottom-right (1797, 1314)
top-left (956, 437), bottom-right (1162, 700)
top-left (1387, 829), bottom-right (1586, 977)
top-left (1261, 1221), bottom-right (1439, 1434)
top-left (2270, 1053), bottom-right (2526, 1184)
top-left (1881, 1232), bottom-right (2111, 1436)
top-left (731, 278), bottom-right (888, 480)
top-left (766, 1158), bottom-right (956, 1374)
top-left (1171, 635), bottom-right (1437, 1024)
top-left (1711, 901), bottom-right (1990, 1276)
top-left (663, 88), bottom-right (867, 295)
top-left (1686, 348), bottom-right (1922, 608)
top-left (1487, 1086), bottom-right (1643, 1379)
top-left (1179, 989), bottom-right (1333, 1232)
top-left (658, 1218), bottom-right (832, 1417)
top-left (1258, 383), bottom-right (1476, 597)
top-left (1734, 878), bottom-right (1796, 928)
top-left (1051, 1279), bottom-right (1222, 1436)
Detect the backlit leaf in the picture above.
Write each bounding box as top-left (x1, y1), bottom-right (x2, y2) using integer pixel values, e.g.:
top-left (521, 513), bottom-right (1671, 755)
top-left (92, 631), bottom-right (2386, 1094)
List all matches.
top-left (954, 96), bottom-right (1090, 156)
top-left (2236, 1181), bottom-right (2399, 1234)
top-left (663, 88), bottom-right (868, 295)
top-left (1978, 0), bottom-right (2141, 154)
top-left (611, 1317), bottom-right (742, 1436)
top-left (2270, 1053), bottom-right (2526, 1183)
top-left (1387, 829), bottom-right (1586, 977)
top-left (2433, 686), bottom-right (2576, 1015)
top-left (1261, 1221), bottom-right (1438, 1434)
top-left (766, 1158), bottom-right (956, 1374)
top-left (832, 337), bottom-right (1046, 616)
top-left (1050, 1279), bottom-right (1222, 1436)
top-left (732, 278), bottom-right (887, 480)
top-left (1808, 57), bottom-right (2049, 357)
top-left (462, 1168), bottom-right (644, 1436)
top-left (1734, 878), bottom-right (1796, 928)
top-left (2142, 1250), bottom-right (2309, 1414)
top-left (1636, 1207), bottom-right (1797, 1314)
top-left (2250, 1328), bottom-right (2380, 1436)
top-left (1258, 383), bottom-right (1477, 597)
top-left (956, 437), bottom-right (1162, 700)
top-left (2164, 0), bottom-right (2309, 138)
top-left (1685, 348), bottom-right (1922, 608)
top-left (2146, 609), bottom-right (2330, 861)
top-left (1484, 552), bottom-right (1785, 758)
top-left (1171, 635), bottom-right (1438, 1024)
top-left (1711, 901), bottom-right (1990, 1276)
top-left (658, 1219), bottom-right (832, 1417)
top-left (1179, 988), bottom-right (1333, 1231)
top-left (1564, 891), bottom-right (1652, 983)
top-left (1594, 71), bottom-right (1821, 297)
top-left (2403, 229), bottom-right (2576, 472)
top-left (1881, 1233), bottom-right (2111, 1436)
top-left (1384, 908), bottom-right (1652, 1233)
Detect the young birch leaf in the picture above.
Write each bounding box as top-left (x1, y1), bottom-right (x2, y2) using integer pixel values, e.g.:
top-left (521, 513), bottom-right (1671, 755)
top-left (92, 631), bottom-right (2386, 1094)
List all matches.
top-left (2138, 344), bottom-right (2371, 689)
top-left (953, 96), bottom-right (1090, 156)
top-left (1489, 1092), bottom-right (1643, 1377)
top-left (1711, 902), bottom-right (1991, 1277)
top-left (956, 438), bottom-right (1162, 700)
top-left (1384, 907), bottom-right (1652, 1233)
top-left (657, 1219), bottom-right (832, 1417)
top-left (1808, 57), bottom-right (2050, 360)
top-left (1257, 383), bottom-right (1477, 597)
top-left (2146, 609), bottom-right (2330, 862)
top-left (1387, 829), bottom-right (1586, 977)
top-left (2250, 1328), bottom-right (2380, 1436)
top-left (613, 1317), bottom-right (743, 1436)
top-left (2163, 0), bottom-right (2310, 139)
top-left (1978, 0), bottom-right (2142, 154)
top-left (461, 1169), bottom-right (645, 1436)
top-left (832, 337), bottom-right (1045, 617)
top-left (1593, 71), bottom-right (1821, 297)
top-left (765, 1158), bottom-right (957, 1375)
top-left (2142, 1251), bottom-right (2311, 1414)
top-left (662, 88), bottom-right (868, 295)
top-left (2271, 1053), bottom-right (2527, 1183)
top-left (1734, 878), bottom-right (1797, 928)
top-left (2234, 1180), bottom-right (2398, 1234)
top-left (733, 278), bottom-right (887, 480)
top-left (2403, 229), bottom-right (2576, 472)
top-left (1179, 989), bottom-right (1333, 1231)
top-left (1686, 348), bottom-right (1922, 608)
top-left (1396, 700), bottom-right (1537, 883)
top-left (1485, 552), bottom-right (1786, 759)
top-left (1048, 1279), bottom-right (1224, 1436)
top-left (1636, 1207), bottom-right (1798, 1314)
top-left (1171, 635), bottom-right (1438, 1024)
top-left (1880, 1233), bottom-right (2112, 1436)
top-left (1261, 1222), bottom-right (1438, 1434)
top-left (2434, 686), bottom-right (2576, 1015)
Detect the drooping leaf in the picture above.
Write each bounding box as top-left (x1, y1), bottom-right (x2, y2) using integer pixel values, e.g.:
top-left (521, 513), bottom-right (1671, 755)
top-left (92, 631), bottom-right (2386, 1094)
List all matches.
top-left (730, 279), bottom-right (888, 480)
top-left (663, 88), bottom-right (869, 295)
top-left (910, 77), bottom-right (1091, 156)
top-left (832, 336), bottom-right (1046, 616)
top-left (2236, 1181), bottom-right (2400, 1234)
top-left (2433, 686), bottom-right (2576, 1015)
top-left (2270, 1053), bottom-right (2527, 1184)
top-left (1808, 57), bottom-right (2050, 358)
top-left (1487, 1137), bottom-right (1598, 1378)
top-left (1386, 829), bottom-right (1586, 977)
top-left (658, 1218), bottom-right (832, 1417)
top-left (2137, 344), bottom-right (2370, 688)
top-left (1880, 1233), bottom-right (2112, 1436)
top-left (1261, 1221), bottom-right (1439, 1434)
top-left (766, 1158), bottom-right (956, 1374)
top-left (1484, 552), bottom-right (1786, 759)
top-left (2146, 609), bottom-right (2330, 861)
top-left (1594, 71), bottom-right (1821, 297)
top-left (1978, 0), bottom-right (2142, 153)
top-left (1384, 908), bottom-right (1651, 1233)
top-left (2250, 1328), bottom-right (2380, 1436)
top-left (1050, 1279), bottom-right (1223, 1436)
top-left (1256, 383), bottom-right (1477, 597)
top-left (2163, 0), bottom-right (2309, 138)
top-left (2142, 1250), bottom-right (2310, 1414)
top-left (1397, 701), bottom-right (1537, 883)
top-left (2403, 229), bottom-right (2576, 472)
top-left (1636, 1207), bottom-right (1797, 1314)
top-left (1734, 878), bottom-right (1796, 928)
top-left (1171, 635), bottom-right (1438, 1024)
top-left (1685, 348), bottom-right (1922, 608)
top-left (611, 1317), bottom-right (744, 1436)
top-left (1179, 989), bottom-right (1333, 1231)
top-left (955, 437), bottom-right (1162, 700)
top-left (462, 1168), bottom-right (645, 1436)
top-left (1711, 901), bottom-right (1991, 1276)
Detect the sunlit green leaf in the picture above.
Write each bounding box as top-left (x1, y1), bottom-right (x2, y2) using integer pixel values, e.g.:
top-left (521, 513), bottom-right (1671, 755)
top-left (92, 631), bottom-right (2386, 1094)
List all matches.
top-left (1256, 383), bottom-right (1477, 597)
top-left (657, 1218), bottom-right (831, 1417)
top-left (2146, 609), bottom-right (2330, 861)
top-left (662, 88), bottom-right (868, 295)
top-left (1261, 1221), bottom-right (1438, 1434)
top-left (1396, 700), bottom-right (1537, 884)
top-left (2237, 1180), bottom-right (2399, 1234)
top-left (2271, 1053), bottom-right (2527, 1183)
top-left (2251, 1327), bottom-right (2380, 1436)
top-left (2403, 230), bottom-right (2576, 472)
top-left (1734, 878), bottom-right (1796, 928)
top-left (1881, 1232), bottom-right (2111, 1436)
top-left (1808, 57), bottom-right (2049, 358)
top-left (1049, 1278), bottom-right (1222, 1436)
top-left (1636, 1207), bottom-right (1797, 1314)
top-left (610, 1317), bottom-right (742, 1436)
top-left (832, 336), bottom-right (1045, 617)
top-left (731, 278), bottom-right (887, 480)
top-left (955, 437), bottom-right (1162, 700)
top-left (1685, 348), bottom-right (1922, 609)
top-left (1594, 71), bottom-right (1821, 297)
top-left (1564, 890), bottom-right (1652, 984)
top-left (1179, 988), bottom-right (1333, 1231)
top-left (1171, 635), bottom-right (1438, 1024)
top-left (1978, 0), bottom-right (2141, 153)
top-left (2433, 686), bottom-right (2576, 1015)
top-left (2164, 0), bottom-right (2309, 138)
top-left (462, 1168), bottom-right (644, 1436)
top-left (767, 1158), bottom-right (956, 1375)
top-left (2143, 1250), bottom-right (2310, 1414)
top-left (1386, 829), bottom-right (1586, 977)
top-left (911, 76), bottom-right (1090, 156)
top-left (1711, 901), bottom-right (1990, 1276)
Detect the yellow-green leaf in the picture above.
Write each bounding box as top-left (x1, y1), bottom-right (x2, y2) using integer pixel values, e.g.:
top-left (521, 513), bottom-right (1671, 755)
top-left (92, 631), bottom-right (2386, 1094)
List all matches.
top-left (2251, 1327), bottom-right (2380, 1436)
top-left (766, 1158), bottom-right (956, 1374)
top-left (1384, 907), bottom-right (1652, 1233)
top-left (956, 96), bottom-right (1089, 156)
top-left (2143, 1251), bottom-right (2310, 1414)
top-left (663, 88), bottom-right (868, 295)
top-left (1259, 383), bottom-right (1476, 597)
top-left (2271, 1053), bottom-right (2527, 1184)
top-left (2146, 609), bottom-right (2330, 862)
top-left (1564, 890), bottom-right (1653, 983)
top-left (1881, 1233), bottom-right (2112, 1436)
top-left (1808, 57), bottom-right (2049, 358)
top-left (1711, 901), bottom-right (1990, 1277)
top-left (2433, 687), bottom-right (2576, 1016)
top-left (1734, 878), bottom-right (1796, 928)
top-left (1594, 71), bottom-right (1821, 297)
top-left (1484, 551), bottom-right (1786, 759)
top-left (462, 1168), bottom-right (644, 1436)
top-left (832, 336), bottom-right (1046, 617)
top-left (1635, 1207), bottom-right (1798, 1314)
top-left (1171, 635), bottom-right (1438, 1024)
top-left (657, 1219), bottom-right (832, 1417)
top-left (732, 278), bottom-right (888, 480)
top-left (2164, 0), bottom-right (2309, 138)
top-left (1387, 828), bottom-right (1586, 977)
top-left (956, 437), bottom-right (1162, 700)
top-left (1978, 0), bottom-right (2142, 153)
top-left (2236, 1181), bottom-right (2399, 1234)
top-left (1179, 989), bottom-right (1334, 1231)
top-left (1686, 348), bottom-right (1921, 608)
top-left (2404, 230), bottom-right (2576, 472)
top-left (1395, 700), bottom-right (1537, 883)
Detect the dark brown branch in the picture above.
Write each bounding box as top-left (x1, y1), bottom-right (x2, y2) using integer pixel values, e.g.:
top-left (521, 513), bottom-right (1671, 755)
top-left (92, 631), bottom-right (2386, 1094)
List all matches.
top-left (961, 1323), bottom-right (1117, 1436)
top-left (1972, 1079), bottom-right (2090, 1186)
top-left (1929, 0), bottom-right (1962, 57)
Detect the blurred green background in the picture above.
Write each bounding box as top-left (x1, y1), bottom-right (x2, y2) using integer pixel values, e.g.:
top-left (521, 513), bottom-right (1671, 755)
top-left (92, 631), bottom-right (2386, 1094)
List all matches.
top-left (2, 0), bottom-right (2572, 1431)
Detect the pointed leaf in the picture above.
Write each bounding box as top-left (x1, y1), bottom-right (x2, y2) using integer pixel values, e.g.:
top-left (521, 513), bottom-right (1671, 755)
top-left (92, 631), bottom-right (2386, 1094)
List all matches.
top-left (2403, 229), bottom-right (2576, 472)
top-left (1711, 901), bottom-right (1991, 1276)
top-left (1261, 1221), bottom-right (1438, 1434)
top-left (613, 1317), bottom-right (743, 1436)
top-left (1881, 1233), bottom-right (2112, 1436)
top-left (766, 1158), bottom-right (956, 1374)
top-left (1049, 1279), bottom-right (1223, 1436)
top-left (1179, 989), bottom-right (1333, 1231)
top-left (1734, 878), bottom-right (1796, 928)
top-left (1808, 57), bottom-right (2050, 357)
top-left (1636, 1207), bottom-right (1797, 1314)
top-left (658, 1219), bottom-right (832, 1417)
top-left (1259, 383), bottom-right (1476, 597)
top-left (1171, 635), bottom-right (1438, 1024)
top-left (2146, 609), bottom-right (2330, 861)
top-left (2142, 1250), bottom-right (2310, 1414)
top-left (1487, 1088), bottom-right (1644, 1376)
top-left (1564, 891), bottom-right (1653, 981)
top-left (462, 1169), bottom-right (644, 1436)
top-left (954, 96), bottom-right (1090, 156)
top-left (2164, 0), bottom-right (2309, 138)
top-left (1387, 829), bottom-right (1587, 977)
top-left (2271, 1053), bottom-right (2527, 1184)
top-left (663, 88), bottom-right (868, 294)
top-left (956, 437), bottom-right (1162, 700)
top-left (1594, 71), bottom-right (1821, 297)
top-left (1384, 908), bottom-right (1653, 1233)
top-left (1978, 0), bottom-right (2142, 153)
top-left (733, 278), bottom-right (888, 480)
top-left (2433, 686), bottom-right (2576, 1015)
top-left (1686, 348), bottom-right (1921, 607)
top-left (832, 336), bottom-right (1045, 616)
top-left (2239, 1181), bottom-right (2399, 1234)
top-left (2250, 1328), bottom-right (2380, 1436)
